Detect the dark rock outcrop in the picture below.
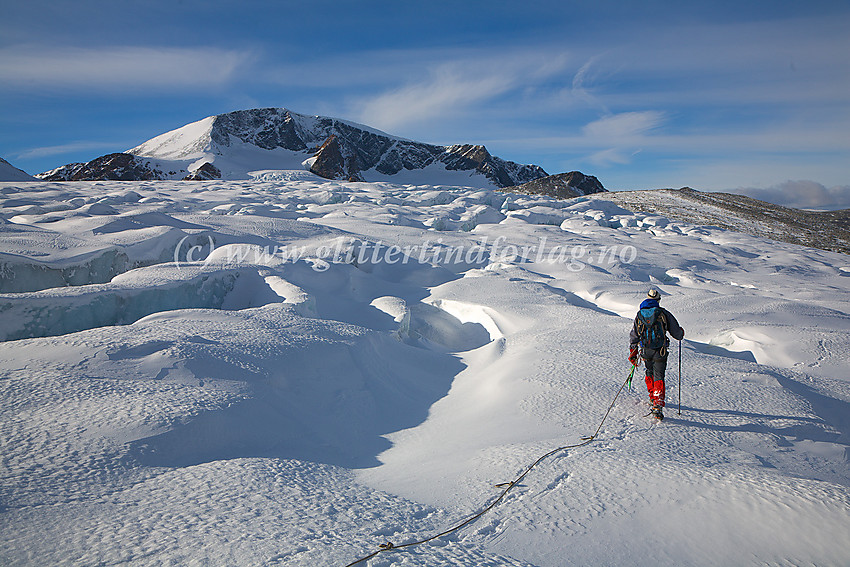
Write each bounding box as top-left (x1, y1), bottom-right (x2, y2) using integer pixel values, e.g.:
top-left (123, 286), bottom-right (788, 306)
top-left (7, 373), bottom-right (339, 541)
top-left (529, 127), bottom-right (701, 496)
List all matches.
top-left (442, 145), bottom-right (544, 189)
top-left (182, 162), bottom-right (222, 181)
top-left (205, 108), bottom-right (548, 187)
top-left (309, 135), bottom-right (363, 182)
top-left (210, 108), bottom-right (310, 152)
top-left (504, 171), bottom-right (607, 199)
top-left (36, 162), bottom-right (87, 181)
top-left (37, 153), bottom-right (170, 181)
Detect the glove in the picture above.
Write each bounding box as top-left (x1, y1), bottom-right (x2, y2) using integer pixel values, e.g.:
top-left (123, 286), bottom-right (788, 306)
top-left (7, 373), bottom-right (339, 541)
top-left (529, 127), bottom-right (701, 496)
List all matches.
top-left (628, 347), bottom-right (639, 365)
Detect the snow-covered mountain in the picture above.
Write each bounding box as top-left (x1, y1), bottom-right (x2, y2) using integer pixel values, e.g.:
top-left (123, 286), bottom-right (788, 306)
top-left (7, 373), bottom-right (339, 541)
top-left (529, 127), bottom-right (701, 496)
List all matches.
top-left (3, 175), bottom-right (849, 566)
top-left (0, 156), bottom-right (36, 181)
top-left (37, 108), bottom-right (549, 188)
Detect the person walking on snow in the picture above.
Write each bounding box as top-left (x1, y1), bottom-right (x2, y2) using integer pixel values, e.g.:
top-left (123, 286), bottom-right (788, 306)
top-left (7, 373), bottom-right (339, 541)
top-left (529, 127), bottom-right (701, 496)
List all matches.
top-left (629, 289), bottom-right (684, 420)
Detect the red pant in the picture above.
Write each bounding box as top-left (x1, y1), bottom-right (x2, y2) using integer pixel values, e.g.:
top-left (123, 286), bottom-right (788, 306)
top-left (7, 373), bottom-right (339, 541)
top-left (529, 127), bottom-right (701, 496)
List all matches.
top-left (642, 346), bottom-right (667, 407)
top-left (645, 375), bottom-right (665, 407)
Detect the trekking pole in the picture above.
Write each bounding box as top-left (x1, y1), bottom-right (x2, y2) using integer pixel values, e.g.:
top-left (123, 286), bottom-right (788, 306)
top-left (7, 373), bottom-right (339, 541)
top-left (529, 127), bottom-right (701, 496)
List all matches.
top-left (677, 339), bottom-right (682, 415)
top-left (627, 363), bottom-right (636, 392)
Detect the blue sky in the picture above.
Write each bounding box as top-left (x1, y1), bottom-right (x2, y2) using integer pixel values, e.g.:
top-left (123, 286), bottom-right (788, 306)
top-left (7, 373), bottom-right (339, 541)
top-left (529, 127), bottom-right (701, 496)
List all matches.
top-left (1, 0), bottom-right (848, 208)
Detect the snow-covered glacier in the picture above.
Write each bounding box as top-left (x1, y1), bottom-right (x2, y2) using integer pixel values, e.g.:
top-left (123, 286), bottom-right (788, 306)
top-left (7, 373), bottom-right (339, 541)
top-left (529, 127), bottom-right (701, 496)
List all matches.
top-left (1, 177), bottom-right (849, 566)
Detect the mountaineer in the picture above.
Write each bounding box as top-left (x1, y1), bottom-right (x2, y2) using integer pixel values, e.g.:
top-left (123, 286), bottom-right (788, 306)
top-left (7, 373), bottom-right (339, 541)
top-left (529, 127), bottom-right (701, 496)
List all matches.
top-left (629, 289), bottom-right (685, 420)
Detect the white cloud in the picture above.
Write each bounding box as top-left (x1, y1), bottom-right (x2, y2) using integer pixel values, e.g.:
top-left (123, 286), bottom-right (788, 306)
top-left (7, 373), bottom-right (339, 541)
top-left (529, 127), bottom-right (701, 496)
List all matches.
top-left (731, 181), bottom-right (850, 210)
top-left (593, 16), bottom-right (850, 108)
top-left (570, 54), bottom-right (613, 114)
top-left (358, 67), bottom-right (510, 132)
top-left (575, 111), bottom-right (665, 166)
top-left (15, 141), bottom-right (128, 160)
top-left (582, 111), bottom-right (665, 141)
top-left (355, 51), bottom-right (571, 132)
top-left (0, 45), bottom-right (253, 90)
top-left (586, 148), bottom-right (634, 167)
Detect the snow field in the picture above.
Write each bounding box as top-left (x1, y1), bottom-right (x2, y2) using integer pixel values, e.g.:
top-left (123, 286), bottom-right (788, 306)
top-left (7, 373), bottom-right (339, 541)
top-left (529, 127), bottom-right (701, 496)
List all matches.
top-left (1, 179), bottom-right (849, 566)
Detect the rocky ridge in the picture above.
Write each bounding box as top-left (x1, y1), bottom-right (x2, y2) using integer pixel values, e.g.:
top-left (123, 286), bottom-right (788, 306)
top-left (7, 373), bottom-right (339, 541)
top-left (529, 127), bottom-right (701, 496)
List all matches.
top-left (37, 108), bottom-right (549, 187)
top-left (182, 162), bottom-right (222, 181)
top-left (503, 171), bottom-right (607, 198)
top-left (37, 153), bottom-right (175, 182)
top-left (595, 187), bottom-right (850, 255)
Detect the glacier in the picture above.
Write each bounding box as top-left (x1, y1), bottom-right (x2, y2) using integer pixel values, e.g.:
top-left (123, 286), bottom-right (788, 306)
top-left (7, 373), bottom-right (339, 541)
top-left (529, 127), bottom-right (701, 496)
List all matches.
top-left (1, 177), bottom-right (849, 566)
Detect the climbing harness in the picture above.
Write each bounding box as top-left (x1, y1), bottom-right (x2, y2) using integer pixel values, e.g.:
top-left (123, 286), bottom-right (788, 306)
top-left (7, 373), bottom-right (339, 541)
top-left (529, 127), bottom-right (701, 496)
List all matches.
top-left (342, 370), bottom-right (634, 566)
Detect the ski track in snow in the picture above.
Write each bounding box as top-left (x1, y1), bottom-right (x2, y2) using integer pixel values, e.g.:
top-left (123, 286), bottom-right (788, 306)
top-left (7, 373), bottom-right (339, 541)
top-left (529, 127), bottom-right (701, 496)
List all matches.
top-left (1, 179), bottom-right (849, 566)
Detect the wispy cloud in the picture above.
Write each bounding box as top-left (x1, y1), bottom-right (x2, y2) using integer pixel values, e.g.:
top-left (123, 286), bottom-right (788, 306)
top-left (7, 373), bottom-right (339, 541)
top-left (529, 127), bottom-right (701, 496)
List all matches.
top-left (585, 148), bottom-right (640, 167)
top-left (0, 45), bottom-right (253, 90)
top-left (570, 54), bottom-right (612, 114)
top-left (582, 111), bottom-right (665, 141)
top-left (580, 111), bottom-right (665, 166)
top-left (357, 68), bottom-right (511, 132)
top-left (573, 16), bottom-right (850, 109)
top-left (14, 141), bottom-right (128, 160)
top-left (355, 50), bottom-right (571, 131)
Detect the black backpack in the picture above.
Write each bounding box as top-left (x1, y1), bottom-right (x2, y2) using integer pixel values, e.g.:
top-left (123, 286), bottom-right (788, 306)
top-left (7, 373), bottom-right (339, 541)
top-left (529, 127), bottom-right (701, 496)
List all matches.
top-left (636, 306), bottom-right (668, 350)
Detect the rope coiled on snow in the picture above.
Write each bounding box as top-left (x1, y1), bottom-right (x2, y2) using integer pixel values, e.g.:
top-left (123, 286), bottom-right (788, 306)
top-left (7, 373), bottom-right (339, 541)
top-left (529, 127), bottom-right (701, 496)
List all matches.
top-left (342, 370), bottom-right (634, 566)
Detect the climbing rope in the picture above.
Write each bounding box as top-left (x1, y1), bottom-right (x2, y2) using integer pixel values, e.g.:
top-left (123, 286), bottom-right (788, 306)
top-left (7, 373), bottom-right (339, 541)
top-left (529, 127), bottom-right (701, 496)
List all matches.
top-left (342, 371), bottom-right (634, 566)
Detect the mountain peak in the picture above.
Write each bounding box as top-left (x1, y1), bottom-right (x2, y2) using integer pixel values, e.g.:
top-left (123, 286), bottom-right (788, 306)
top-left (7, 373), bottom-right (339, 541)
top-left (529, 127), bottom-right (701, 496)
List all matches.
top-left (0, 156), bottom-right (37, 182)
top-left (130, 116), bottom-right (217, 161)
top-left (40, 107), bottom-right (551, 188)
